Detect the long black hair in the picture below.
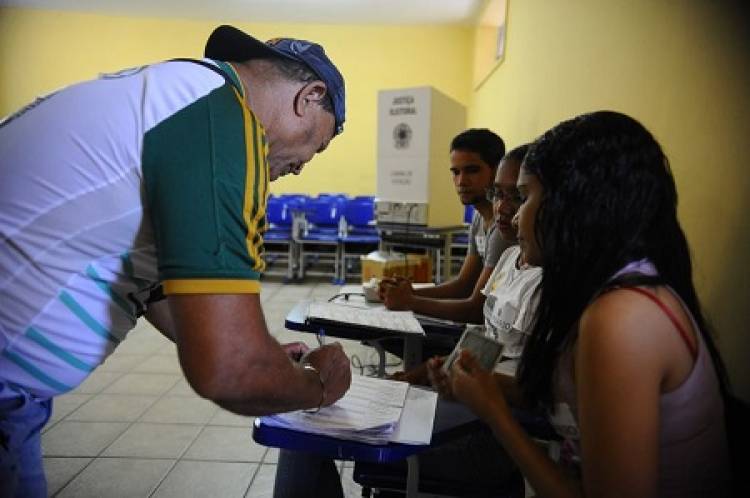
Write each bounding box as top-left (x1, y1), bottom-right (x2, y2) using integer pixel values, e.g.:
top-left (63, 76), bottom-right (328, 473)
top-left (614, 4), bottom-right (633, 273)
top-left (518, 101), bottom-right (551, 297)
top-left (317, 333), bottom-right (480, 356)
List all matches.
top-left (516, 110), bottom-right (729, 408)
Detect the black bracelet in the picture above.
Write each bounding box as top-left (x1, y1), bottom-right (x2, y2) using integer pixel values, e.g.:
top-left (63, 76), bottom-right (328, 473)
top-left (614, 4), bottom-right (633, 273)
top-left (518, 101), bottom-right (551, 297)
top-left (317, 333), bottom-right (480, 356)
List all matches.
top-left (302, 363), bottom-right (325, 413)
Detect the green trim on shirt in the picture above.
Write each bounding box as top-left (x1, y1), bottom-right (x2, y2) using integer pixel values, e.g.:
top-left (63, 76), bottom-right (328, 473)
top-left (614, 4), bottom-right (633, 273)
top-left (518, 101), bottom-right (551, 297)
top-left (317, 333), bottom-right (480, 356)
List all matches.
top-left (142, 81), bottom-right (267, 288)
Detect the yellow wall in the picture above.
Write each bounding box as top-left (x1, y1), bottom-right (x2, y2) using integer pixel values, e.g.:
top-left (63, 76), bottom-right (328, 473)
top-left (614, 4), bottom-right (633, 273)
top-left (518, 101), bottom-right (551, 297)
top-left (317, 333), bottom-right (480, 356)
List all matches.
top-left (469, 0), bottom-right (750, 398)
top-left (2, 3), bottom-right (748, 398)
top-left (0, 7), bottom-right (472, 196)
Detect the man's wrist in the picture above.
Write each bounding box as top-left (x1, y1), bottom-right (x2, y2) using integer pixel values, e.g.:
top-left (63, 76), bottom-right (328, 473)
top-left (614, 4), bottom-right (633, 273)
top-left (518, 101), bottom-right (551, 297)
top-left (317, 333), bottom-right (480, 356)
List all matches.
top-left (302, 363), bottom-right (325, 413)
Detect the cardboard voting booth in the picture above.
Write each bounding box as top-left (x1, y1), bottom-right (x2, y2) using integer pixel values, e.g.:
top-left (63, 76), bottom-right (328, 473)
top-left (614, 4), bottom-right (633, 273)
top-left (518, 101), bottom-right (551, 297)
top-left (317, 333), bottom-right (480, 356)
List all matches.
top-left (375, 86), bottom-right (466, 228)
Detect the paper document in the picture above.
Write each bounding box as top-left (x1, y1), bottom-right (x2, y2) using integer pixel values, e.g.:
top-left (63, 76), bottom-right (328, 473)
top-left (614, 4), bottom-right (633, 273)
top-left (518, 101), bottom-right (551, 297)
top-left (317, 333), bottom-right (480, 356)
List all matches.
top-left (307, 302), bottom-right (425, 335)
top-left (391, 386), bottom-right (438, 444)
top-left (261, 375), bottom-right (437, 445)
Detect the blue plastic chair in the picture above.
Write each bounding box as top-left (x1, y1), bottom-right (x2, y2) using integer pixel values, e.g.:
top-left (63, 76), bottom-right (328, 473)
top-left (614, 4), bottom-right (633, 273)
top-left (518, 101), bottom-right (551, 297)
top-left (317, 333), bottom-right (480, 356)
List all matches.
top-left (263, 195), bottom-right (308, 280)
top-left (295, 195), bottom-right (347, 283)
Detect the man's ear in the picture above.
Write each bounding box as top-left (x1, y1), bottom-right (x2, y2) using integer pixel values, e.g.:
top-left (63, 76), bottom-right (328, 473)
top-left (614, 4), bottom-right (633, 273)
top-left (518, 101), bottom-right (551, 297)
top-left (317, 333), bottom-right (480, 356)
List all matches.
top-left (294, 81), bottom-right (328, 117)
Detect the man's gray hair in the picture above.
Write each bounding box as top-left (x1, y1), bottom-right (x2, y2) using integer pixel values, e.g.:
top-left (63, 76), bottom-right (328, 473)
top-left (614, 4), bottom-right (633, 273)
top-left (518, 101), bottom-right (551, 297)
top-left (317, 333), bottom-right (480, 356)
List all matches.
top-left (268, 57), bottom-right (334, 114)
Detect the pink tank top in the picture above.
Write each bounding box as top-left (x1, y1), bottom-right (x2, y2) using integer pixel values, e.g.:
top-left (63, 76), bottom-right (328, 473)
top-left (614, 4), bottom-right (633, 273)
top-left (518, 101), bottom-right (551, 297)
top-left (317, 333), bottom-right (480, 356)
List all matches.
top-left (548, 261), bottom-right (731, 497)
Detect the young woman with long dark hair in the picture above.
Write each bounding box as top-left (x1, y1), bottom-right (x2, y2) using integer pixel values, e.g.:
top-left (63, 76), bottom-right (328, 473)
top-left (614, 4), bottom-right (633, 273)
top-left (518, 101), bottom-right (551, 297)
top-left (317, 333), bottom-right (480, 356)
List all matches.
top-left (449, 111), bottom-right (731, 497)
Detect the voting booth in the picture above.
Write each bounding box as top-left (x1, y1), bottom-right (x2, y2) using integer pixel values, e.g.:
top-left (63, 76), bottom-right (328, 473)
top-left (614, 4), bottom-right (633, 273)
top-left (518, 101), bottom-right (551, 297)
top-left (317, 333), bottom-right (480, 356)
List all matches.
top-left (375, 86), bottom-right (466, 228)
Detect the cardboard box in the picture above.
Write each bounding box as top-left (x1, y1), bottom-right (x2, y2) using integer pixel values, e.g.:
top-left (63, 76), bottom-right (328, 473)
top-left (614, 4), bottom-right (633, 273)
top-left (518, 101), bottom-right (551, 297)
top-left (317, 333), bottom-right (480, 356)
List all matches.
top-left (361, 251), bottom-right (433, 283)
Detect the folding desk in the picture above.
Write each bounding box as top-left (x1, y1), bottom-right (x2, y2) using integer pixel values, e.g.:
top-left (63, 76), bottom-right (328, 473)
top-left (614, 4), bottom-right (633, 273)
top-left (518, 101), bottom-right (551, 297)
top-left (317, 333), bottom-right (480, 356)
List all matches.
top-left (284, 297), bottom-right (463, 370)
top-left (253, 396), bottom-right (482, 498)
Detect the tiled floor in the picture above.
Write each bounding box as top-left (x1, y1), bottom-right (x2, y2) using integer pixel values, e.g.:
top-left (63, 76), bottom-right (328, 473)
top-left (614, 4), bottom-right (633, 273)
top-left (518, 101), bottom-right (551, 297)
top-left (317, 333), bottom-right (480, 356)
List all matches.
top-left (42, 279), bottom-right (387, 498)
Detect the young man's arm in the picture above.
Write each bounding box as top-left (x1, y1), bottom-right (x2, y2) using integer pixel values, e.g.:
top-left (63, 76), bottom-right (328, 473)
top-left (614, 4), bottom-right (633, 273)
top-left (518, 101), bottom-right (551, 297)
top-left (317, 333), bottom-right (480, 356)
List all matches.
top-left (381, 254), bottom-right (491, 323)
top-left (412, 253), bottom-right (483, 299)
top-left (381, 249), bottom-right (502, 323)
top-left (407, 258), bottom-right (492, 323)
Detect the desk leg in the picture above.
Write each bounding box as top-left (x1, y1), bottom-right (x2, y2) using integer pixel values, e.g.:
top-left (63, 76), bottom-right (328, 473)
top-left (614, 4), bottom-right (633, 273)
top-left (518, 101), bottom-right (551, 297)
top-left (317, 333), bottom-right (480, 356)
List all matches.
top-left (443, 232), bottom-right (452, 282)
top-left (434, 248), bottom-right (442, 284)
top-left (402, 337), bottom-right (423, 371)
top-left (406, 454), bottom-right (420, 498)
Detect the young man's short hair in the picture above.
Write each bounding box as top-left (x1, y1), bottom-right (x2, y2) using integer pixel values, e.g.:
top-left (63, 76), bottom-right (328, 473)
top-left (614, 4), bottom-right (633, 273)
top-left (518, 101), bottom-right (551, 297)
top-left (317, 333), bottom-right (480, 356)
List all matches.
top-left (450, 129), bottom-right (506, 168)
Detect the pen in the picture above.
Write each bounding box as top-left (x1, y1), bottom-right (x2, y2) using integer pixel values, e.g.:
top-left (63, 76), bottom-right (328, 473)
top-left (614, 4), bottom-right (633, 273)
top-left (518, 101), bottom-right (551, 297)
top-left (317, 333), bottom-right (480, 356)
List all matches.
top-left (317, 329), bottom-right (326, 347)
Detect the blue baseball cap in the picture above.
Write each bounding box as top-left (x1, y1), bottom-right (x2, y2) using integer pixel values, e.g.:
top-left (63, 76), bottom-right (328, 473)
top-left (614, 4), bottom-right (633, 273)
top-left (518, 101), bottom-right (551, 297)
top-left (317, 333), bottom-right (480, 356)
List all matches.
top-left (205, 25), bottom-right (345, 136)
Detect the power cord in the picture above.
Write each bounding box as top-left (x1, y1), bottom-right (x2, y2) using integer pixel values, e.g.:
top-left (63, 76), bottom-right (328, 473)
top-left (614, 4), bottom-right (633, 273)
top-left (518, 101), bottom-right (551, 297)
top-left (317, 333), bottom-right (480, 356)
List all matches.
top-left (350, 351), bottom-right (403, 377)
top-left (327, 292), bottom-right (365, 302)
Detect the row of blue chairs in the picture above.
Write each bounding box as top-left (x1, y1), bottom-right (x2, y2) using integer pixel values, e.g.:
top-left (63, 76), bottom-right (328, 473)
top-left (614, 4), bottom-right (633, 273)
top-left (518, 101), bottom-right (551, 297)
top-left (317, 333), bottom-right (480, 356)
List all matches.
top-left (263, 194), bottom-right (380, 283)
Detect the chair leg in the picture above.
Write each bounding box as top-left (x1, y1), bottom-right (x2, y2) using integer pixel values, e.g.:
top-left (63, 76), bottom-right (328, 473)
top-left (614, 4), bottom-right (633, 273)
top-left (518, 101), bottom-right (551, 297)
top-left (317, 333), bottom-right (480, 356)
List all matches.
top-left (435, 248), bottom-right (442, 284)
top-left (287, 242), bottom-right (295, 280)
top-left (298, 246), bottom-right (306, 279)
top-left (334, 243), bottom-right (344, 284)
top-left (339, 245), bottom-right (347, 283)
top-left (405, 455), bottom-right (420, 498)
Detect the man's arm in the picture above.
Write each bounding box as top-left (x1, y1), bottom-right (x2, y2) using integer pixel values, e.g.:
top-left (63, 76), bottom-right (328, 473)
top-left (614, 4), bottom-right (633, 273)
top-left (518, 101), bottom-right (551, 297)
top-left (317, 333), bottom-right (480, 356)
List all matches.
top-left (168, 293), bottom-right (351, 416)
top-left (144, 298), bottom-right (176, 342)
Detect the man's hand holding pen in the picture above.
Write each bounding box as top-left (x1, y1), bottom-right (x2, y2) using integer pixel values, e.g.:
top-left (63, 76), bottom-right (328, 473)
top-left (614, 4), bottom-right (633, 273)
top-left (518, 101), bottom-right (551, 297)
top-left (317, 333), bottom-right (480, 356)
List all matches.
top-left (300, 343), bottom-right (351, 408)
top-left (378, 276), bottom-right (415, 311)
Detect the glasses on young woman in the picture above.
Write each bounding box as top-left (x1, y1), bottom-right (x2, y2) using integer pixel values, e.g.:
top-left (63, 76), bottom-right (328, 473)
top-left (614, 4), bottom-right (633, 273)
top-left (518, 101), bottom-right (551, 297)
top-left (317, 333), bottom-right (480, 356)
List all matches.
top-left (485, 186), bottom-right (522, 205)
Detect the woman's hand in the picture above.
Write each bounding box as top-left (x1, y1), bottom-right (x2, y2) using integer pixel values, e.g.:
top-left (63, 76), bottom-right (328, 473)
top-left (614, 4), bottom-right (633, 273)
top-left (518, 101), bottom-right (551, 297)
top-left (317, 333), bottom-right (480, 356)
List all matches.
top-left (426, 356), bottom-right (454, 399)
top-left (450, 350), bottom-right (509, 421)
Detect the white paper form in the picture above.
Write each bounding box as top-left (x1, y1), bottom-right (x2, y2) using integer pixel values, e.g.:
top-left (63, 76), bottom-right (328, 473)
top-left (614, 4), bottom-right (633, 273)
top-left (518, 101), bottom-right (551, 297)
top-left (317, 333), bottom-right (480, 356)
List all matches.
top-left (307, 302), bottom-right (425, 335)
top-left (262, 375), bottom-right (411, 444)
top-left (391, 386), bottom-right (438, 444)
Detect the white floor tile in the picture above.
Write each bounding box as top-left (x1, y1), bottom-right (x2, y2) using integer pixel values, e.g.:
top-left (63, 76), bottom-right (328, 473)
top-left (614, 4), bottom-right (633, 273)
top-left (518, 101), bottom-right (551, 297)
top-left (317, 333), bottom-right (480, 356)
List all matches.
top-left (130, 318), bottom-right (162, 335)
top-left (140, 396), bottom-right (219, 424)
top-left (184, 426), bottom-right (267, 462)
top-left (103, 372), bottom-right (181, 396)
top-left (262, 447), bottom-right (279, 464)
top-left (102, 422), bottom-right (202, 459)
top-left (44, 457), bottom-right (92, 495)
top-left (132, 354), bottom-right (182, 374)
top-left (244, 463), bottom-right (277, 498)
top-left (96, 353), bottom-right (149, 373)
top-left (209, 408), bottom-right (255, 427)
top-left (66, 394), bottom-right (158, 422)
top-left (56, 457), bottom-right (173, 498)
top-left (70, 370), bottom-right (122, 394)
top-left (44, 393), bottom-right (91, 432)
top-left (116, 334), bottom-right (170, 355)
top-left (153, 460), bottom-right (257, 498)
top-left (271, 287), bottom-right (313, 301)
top-left (42, 421), bottom-right (129, 457)
top-left (166, 378), bottom-right (200, 397)
top-left (156, 342), bottom-right (178, 355)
